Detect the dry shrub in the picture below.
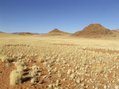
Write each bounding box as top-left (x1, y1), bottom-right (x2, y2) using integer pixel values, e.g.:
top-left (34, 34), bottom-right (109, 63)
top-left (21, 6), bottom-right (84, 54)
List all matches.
top-left (30, 65), bottom-right (40, 84)
top-left (0, 54), bottom-right (17, 63)
top-left (10, 70), bottom-right (23, 86)
top-left (15, 60), bottom-right (27, 72)
top-left (0, 55), bottom-right (9, 62)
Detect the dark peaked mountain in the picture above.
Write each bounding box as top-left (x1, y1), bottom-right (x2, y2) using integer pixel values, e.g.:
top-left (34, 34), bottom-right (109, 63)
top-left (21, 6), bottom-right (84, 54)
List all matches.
top-left (48, 28), bottom-right (70, 36)
top-left (73, 24), bottom-right (113, 37)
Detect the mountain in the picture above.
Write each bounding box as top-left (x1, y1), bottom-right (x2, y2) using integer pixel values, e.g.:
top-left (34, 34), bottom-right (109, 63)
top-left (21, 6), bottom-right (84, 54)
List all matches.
top-left (112, 29), bottom-right (119, 32)
top-left (73, 24), bottom-right (113, 38)
top-left (0, 31), bottom-right (4, 33)
top-left (47, 28), bottom-right (70, 36)
top-left (12, 32), bottom-right (39, 35)
top-left (0, 31), bottom-right (14, 37)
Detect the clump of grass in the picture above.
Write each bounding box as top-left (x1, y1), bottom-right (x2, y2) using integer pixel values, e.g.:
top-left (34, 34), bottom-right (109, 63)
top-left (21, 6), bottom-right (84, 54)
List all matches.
top-left (10, 60), bottom-right (29, 86)
top-left (30, 65), bottom-right (40, 84)
top-left (15, 60), bottom-right (27, 72)
top-left (0, 55), bottom-right (10, 63)
top-left (10, 70), bottom-right (23, 86)
top-left (10, 60), bottom-right (41, 86)
top-left (48, 81), bottom-right (62, 89)
top-left (0, 54), bottom-right (18, 64)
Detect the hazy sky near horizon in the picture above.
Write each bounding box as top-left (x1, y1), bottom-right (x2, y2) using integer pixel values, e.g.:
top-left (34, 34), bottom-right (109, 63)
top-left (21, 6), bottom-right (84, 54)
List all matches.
top-left (0, 0), bottom-right (119, 33)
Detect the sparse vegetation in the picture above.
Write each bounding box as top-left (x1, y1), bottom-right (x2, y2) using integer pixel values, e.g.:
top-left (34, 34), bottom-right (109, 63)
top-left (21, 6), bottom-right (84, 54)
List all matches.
top-left (10, 69), bottom-right (23, 86)
top-left (0, 34), bottom-right (119, 89)
top-left (30, 65), bottom-right (40, 84)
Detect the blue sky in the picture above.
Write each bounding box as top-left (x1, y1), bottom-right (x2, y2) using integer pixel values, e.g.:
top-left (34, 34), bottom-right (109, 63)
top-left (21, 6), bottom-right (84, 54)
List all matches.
top-left (0, 0), bottom-right (119, 33)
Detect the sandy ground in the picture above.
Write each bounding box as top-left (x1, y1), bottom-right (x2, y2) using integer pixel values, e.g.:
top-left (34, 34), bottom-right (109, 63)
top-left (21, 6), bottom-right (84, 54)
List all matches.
top-left (0, 35), bottom-right (119, 89)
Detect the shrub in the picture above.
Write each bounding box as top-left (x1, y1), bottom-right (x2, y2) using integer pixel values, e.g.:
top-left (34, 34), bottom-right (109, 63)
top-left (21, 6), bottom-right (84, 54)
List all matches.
top-left (0, 55), bottom-right (9, 62)
top-left (0, 55), bottom-right (16, 63)
top-left (30, 77), bottom-right (38, 84)
top-left (30, 65), bottom-right (40, 77)
top-left (10, 70), bottom-right (23, 86)
top-left (30, 65), bottom-right (40, 84)
top-left (15, 60), bottom-right (27, 72)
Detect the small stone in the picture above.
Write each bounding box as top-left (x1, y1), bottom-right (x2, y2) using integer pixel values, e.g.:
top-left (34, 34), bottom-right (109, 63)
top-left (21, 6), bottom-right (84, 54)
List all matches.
top-left (56, 80), bottom-right (60, 86)
top-left (48, 84), bottom-right (53, 89)
top-left (70, 74), bottom-right (75, 79)
top-left (67, 69), bottom-right (71, 75)
top-left (76, 78), bottom-right (80, 84)
top-left (0, 71), bottom-right (2, 74)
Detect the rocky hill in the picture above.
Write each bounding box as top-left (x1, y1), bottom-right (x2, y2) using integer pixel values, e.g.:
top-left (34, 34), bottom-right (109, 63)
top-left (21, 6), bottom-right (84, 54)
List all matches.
top-left (48, 29), bottom-right (70, 36)
top-left (73, 24), bottom-right (113, 38)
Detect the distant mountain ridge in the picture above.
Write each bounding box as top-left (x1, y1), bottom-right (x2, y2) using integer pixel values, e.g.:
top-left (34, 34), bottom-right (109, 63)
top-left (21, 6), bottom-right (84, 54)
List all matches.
top-left (0, 23), bottom-right (119, 38)
top-left (0, 31), bottom-right (4, 33)
top-left (112, 29), bottom-right (119, 32)
top-left (12, 32), bottom-right (39, 35)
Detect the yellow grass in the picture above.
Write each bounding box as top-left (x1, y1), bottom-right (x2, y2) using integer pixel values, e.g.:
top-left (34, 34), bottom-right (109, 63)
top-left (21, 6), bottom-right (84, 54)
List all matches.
top-left (0, 34), bottom-right (119, 88)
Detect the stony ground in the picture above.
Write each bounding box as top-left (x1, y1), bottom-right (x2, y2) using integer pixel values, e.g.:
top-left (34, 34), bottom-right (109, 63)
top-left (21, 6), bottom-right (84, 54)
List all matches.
top-left (0, 36), bottom-right (119, 89)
